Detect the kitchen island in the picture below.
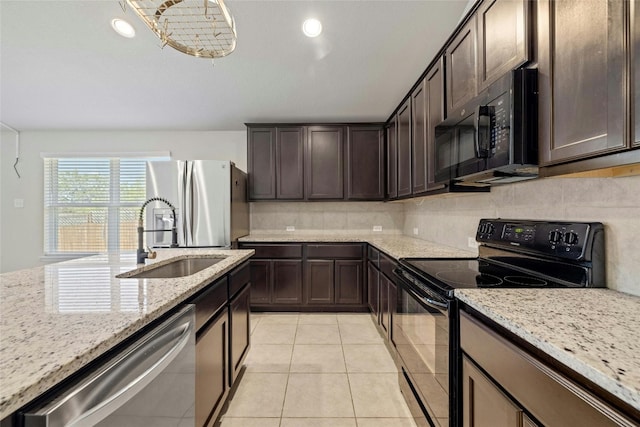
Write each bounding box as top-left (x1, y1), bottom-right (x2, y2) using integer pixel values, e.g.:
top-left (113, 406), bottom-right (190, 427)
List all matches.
top-left (0, 248), bottom-right (254, 420)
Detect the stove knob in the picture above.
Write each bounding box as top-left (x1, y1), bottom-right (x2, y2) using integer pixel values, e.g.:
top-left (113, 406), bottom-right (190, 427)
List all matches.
top-left (564, 231), bottom-right (579, 245)
top-left (486, 223), bottom-right (495, 235)
top-left (549, 230), bottom-right (562, 244)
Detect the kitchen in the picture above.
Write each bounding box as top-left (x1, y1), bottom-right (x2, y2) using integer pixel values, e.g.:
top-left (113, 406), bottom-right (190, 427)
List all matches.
top-left (2, 0), bottom-right (640, 426)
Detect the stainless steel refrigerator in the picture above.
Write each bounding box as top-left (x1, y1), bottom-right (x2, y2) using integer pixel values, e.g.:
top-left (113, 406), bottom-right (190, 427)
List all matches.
top-left (145, 160), bottom-right (249, 248)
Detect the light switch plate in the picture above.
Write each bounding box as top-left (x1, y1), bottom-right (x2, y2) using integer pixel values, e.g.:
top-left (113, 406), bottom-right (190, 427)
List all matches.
top-left (413, 228), bottom-right (419, 235)
top-left (286, 226), bottom-right (295, 232)
top-left (373, 225), bottom-right (383, 232)
top-left (14, 199), bottom-right (24, 208)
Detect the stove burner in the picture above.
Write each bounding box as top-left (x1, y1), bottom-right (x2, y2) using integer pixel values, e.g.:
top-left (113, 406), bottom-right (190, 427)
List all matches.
top-left (436, 270), bottom-right (503, 286)
top-left (503, 275), bottom-right (548, 287)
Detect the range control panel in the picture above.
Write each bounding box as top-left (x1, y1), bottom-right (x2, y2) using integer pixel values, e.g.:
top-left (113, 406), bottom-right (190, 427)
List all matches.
top-left (476, 219), bottom-right (603, 261)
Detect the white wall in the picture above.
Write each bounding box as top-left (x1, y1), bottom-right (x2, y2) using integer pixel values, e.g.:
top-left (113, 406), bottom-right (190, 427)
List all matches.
top-left (0, 130), bottom-right (246, 273)
top-left (402, 175), bottom-right (640, 296)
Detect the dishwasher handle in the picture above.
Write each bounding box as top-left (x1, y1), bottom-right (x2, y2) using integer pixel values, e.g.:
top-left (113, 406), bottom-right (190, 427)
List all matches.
top-left (23, 305), bottom-right (195, 427)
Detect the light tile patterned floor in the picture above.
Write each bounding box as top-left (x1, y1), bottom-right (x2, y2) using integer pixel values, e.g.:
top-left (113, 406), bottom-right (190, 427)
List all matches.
top-left (218, 313), bottom-right (417, 427)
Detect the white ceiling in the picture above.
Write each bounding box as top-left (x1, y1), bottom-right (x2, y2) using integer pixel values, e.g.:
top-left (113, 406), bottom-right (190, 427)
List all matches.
top-left (0, 0), bottom-right (470, 131)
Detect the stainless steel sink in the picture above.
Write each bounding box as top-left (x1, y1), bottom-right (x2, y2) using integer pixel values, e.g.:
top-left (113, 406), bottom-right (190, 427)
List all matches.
top-left (119, 256), bottom-right (224, 279)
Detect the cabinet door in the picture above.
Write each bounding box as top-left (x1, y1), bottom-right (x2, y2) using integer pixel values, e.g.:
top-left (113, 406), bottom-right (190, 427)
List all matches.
top-left (247, 127), bottom-right (276, 200)
top-left (379, 274), bottom-right (390, 335)
top-left (276, 127), bottom-right (305, 199)
top-left (346, 126), bottom-right (385, 200)
top-left (335, 260), bottom-right (363, 304)
top-left (538, 0), bottom-right (626, 165)
top-left (462, 355), bottom-right (523, 427)
top-left (230, 285), bottom-right (250, 385)
top-left (196, 309), bottom-right (228, 427)
top-left (446, 17), bottom-right (477, 114)
top-left (367, 262), bottom-right (380, 318)
top-left (248, 260), bottom-right (270, 305)
top-left (397, 99), bottom-right (412, 197)
top-left (304, 260), bottom-right (335, 304)
top-left (386, 119), bottom-right (398, 199)
top-left (272, 260), bottom-right (303, 304)
top-left (412, 80), bottom-right (428, 195)
top-left (477, 0), bottom-right (530, 91)
top-left (426, 60), bottom-right (446, 190)
top-left (306, 126), bottom-right (344, 199)
top-left (387, 280), bottom-right (396, 342)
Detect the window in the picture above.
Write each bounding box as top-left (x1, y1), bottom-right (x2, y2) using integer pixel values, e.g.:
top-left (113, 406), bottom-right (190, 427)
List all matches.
top-left (44, 157), bottom-right (147, 255)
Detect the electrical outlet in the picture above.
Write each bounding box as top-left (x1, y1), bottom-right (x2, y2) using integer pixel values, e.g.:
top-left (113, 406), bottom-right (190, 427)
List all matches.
top-left (468, 237), bottom-right (479, 249)
top-left (14, 199), bottom-right (24, 208)
top-left (413, 227), bottom-right (419, 235)
top-left (372, 225), bottom-right (383, 232)
top-left (286, 226), bottom-right (295, 232)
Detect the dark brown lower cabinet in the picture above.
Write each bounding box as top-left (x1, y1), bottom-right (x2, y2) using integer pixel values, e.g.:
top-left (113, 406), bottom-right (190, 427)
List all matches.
top-left (229, 284), bottom-right (250, 385)
top-left (305, 260), bottom-right (334, 304)
top-left (272, 260), bottom-right (303, 304)
top-left (304, 259), bottom-right (363, 305)
top-left (379, 275), bottom-right (390, 336)
top-left (335, 260), bottom-right (363, 304)
top-left (460, 310), bottom-right (639, 427)
top-left (367, 261), bottom-right (380, 318)
top-left (196, 308), bottom-right (228, 427)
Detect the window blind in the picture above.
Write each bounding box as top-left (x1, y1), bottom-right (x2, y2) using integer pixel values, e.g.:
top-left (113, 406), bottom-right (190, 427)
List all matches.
top-left (43, 157), bottom-right (147, 255)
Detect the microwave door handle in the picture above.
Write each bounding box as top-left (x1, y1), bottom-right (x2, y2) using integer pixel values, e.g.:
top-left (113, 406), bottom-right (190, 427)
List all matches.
top-left (474, 105), bottom-right (492, 158)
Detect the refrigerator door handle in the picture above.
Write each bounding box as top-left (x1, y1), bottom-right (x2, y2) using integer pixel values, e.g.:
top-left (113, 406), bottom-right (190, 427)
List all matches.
top-left (181, 162), bottom-right (190, 246)
top-left (185, 161), bottom-right (195, 246)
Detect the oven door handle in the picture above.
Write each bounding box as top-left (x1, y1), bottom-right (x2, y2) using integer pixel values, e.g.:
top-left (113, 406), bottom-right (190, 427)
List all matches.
top-left (393, 268), bottom-right (449, 311)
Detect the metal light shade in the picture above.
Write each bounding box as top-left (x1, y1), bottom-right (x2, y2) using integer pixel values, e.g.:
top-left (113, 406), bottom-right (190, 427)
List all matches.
top-left (127, 0), bottom-right (237, 58)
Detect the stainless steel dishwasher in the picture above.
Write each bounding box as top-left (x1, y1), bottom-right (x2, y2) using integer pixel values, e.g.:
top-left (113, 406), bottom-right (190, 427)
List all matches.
top-left (20, 305), bottom-right (196, 427)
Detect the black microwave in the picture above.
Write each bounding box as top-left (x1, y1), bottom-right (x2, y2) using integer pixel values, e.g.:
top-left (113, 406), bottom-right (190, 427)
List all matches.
top-left (434, 68), bottom-right (538, 186)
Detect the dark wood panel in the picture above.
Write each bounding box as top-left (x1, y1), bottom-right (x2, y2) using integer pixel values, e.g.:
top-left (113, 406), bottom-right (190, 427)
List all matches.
top-left (228, 262), bottom-right (250, 298)
top-left (412, 79), bottom-right (428, 194)
top-left (346, 126), bottom-right (385, 200)
top-left (537, 0), bottom-right (626, 165)
top-left (306, 243), bottom-right (364, 259)
top-left (272, 260), bottom-right (303, 304)
top-left (196, 309), bottom-right (228, 427)
top-left (247, 127), bottom-right (276, 200)
top-left (634, 0), bottom-right (640, 146)
top-left (230, 284), bottom-right (250, 385)
top-left (367, 245), bottom-right (380, 265)
top-left (240, 243), bottom-right (303, 259)
top-left (304, 260), bottom-right (334, 304)
top-left (367, 261), bottom-right (380, 319)
top-left (335, 260), bottom-right (363, 304)
top-left (192, 277), bottom-right (227, 331)
top-left (477, 0), bottom-right (530, 91)
top-left (426, 60), bottom-right (446, 190)
top-left (386, 119), bottom-right (398, 199)
top-left (247, 260), bottom-right (270, 305)
top-left (379, 252), bottom-right (397, 279)
top-left (446, 18), bottom-right (478, 113)
top-left (276, 127), bottom-right (305, 199)
top-left (379, 274), bottom-right (390, 335)
top-left (397, 99), bottom-right (412, 197)
top-left (306, 126), bottom-right (345, 199)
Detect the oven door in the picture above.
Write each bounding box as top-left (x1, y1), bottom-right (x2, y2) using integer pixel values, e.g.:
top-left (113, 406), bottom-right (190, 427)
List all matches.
top-left (393, 270), bottom-right (454, 427)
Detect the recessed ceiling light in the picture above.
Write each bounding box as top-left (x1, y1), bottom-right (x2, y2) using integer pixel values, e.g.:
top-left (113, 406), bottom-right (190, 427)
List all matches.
top-left (302, 18), bottom-right (322, 38)
top-left (111, 18), bottom-right (136, 38)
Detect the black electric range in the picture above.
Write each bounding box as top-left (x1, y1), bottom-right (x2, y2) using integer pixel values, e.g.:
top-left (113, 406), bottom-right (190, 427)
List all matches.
top-left (393, 219), bottom-right (605, 427)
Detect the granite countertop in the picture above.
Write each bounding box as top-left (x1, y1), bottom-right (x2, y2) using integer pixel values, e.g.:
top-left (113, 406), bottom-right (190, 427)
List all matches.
top-left (0, 248), bottom-right (254, 419)
top-left (456, 288), bottom-right (640, 412)
top-left (239, 232), bottom-right (476, 259)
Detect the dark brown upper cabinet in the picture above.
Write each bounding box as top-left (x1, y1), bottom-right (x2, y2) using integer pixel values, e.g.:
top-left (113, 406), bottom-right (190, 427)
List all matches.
top-left (446, 16), bottom-right (478, 114)
top-left (247, 127), bottom-right (276, 200)
top-left (346, 125), bottom-right (384, 200)
top-left (276, 127), bottom-right (305, 199)
top-left (306, 126), bottom-right (345, 199)
top-left (397, 99), bottom-right (412, 197)
top-left (477, 0), bottom-right (530, 91)
top-left (537, 0), bottom-right (627, 166)
top-left (386, 119), bottom-right (398, 199)
top-left (411, 80), bottom-right (428, 195)
top-left (426, 60), bottom-right (447, 191)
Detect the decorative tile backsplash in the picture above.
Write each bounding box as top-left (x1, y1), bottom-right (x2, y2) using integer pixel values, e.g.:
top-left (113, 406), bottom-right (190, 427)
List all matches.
top-left (250, 175), bottom-right (640, 296)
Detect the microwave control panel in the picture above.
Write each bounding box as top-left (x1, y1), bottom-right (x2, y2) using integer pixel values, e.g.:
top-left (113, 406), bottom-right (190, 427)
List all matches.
top-left (488, 93), bottom-right (510, 154)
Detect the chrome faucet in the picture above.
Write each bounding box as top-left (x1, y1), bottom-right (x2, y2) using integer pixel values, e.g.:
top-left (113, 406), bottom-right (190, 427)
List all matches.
top-left (137, 197), bottom-right (178, 264)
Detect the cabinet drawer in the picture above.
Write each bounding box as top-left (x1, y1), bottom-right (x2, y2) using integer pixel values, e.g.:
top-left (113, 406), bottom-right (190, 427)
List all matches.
top-left (379, 253), bottom-right (397, 278)
top-left (367, 245), bottom-right (380, 266)
top-left (192, 277), bottom-right (228, 332)
top-left (307, 244), bottom-right (364, 259)
top-left (240, 243), bottom-right (303, 259)
top-left (229, 262), bottom-right (250, 298)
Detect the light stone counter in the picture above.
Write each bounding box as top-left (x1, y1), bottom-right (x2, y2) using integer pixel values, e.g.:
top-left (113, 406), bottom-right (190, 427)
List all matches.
top-left (455, 288), bottom-right (640, 412)
top-left (239, 232), bottom-right (476, 259)
top-left (0, 248), bottom-right (254, 419)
